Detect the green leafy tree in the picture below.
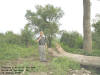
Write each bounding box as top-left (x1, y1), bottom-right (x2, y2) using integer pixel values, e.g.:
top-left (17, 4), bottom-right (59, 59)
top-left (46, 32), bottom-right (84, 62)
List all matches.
top-left (21, 24), bottom-right (34, 47)
top-left (25, 4), bottom-right (64, 47)
top-left (60, 31), bottom-right (83, 49)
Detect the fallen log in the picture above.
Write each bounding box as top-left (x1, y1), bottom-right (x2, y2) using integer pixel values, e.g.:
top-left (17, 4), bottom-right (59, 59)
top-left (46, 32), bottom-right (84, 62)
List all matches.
top-left (48, 43), bottom-right (100, 67)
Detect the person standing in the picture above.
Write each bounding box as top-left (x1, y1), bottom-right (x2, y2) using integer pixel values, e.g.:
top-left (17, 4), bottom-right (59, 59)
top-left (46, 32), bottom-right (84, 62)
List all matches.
top-left (37, 31), bottom-right (47, 62)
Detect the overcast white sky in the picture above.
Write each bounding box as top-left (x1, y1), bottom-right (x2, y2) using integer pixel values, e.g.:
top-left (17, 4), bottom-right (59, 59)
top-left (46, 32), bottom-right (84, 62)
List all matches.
top-left (0, 0), bottom-right (100, 35)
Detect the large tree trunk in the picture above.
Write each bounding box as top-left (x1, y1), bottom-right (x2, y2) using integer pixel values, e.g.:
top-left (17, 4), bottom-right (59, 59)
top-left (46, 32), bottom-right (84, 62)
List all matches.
top-left (48, 44), bottom-right (100, 67)
top-left (83, 0), bottom-right (92, 52)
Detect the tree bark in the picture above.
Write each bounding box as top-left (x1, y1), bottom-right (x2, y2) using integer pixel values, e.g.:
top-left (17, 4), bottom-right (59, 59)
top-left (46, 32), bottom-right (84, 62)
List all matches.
top-left (83, 0), bottom-right (92, 52)
top-left (48, 44), bottom-right (100, 67)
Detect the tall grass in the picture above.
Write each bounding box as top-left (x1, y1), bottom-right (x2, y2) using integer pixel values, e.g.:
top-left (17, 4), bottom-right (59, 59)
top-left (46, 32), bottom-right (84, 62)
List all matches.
top-left (0, 43), bottom-right (38, 60)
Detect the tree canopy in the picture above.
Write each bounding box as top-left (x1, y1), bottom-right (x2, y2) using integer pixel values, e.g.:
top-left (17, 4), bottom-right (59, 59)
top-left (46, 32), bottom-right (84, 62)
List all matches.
top-left (25, 4), bottom-right (64, 47)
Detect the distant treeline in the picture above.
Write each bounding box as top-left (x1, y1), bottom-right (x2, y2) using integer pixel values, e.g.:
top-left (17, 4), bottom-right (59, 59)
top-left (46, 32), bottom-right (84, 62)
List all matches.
top-left (0, 25), bottom-right (35, 47)
top-left (0, 20), bottom-right (100, 50)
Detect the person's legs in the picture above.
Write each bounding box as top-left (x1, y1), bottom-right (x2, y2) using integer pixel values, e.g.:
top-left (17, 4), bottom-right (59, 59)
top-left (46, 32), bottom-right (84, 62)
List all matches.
top-left (42, 45), bottom-right (47, 61)
top-left (39, 45), bottom-right (47, 61)
top-left (39, 46), bottom-right (42, 61)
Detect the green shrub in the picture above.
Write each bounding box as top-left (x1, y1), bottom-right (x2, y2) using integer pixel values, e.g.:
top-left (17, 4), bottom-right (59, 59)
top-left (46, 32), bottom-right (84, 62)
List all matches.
top-left (49, 57), bottom-right (80, 75)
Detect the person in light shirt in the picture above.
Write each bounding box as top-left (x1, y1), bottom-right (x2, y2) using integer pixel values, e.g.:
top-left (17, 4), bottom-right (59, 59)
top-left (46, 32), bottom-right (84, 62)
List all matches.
top-left (37, 31), bottom-right (47, 62)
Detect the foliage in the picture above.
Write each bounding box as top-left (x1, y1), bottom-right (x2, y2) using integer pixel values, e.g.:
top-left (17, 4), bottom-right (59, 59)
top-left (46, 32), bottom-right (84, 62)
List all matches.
top-left (52, 37), bottom-right (60, 48)
top-left (0, 24), bottom-right (36, 47)
top-left (49, 57), bottom-right (80, 75)
top-left (0, 31), bottom-right (22, 45)
top-left (60, 31), bottom-right (83, 49)
top-left (61, 43), bottom-right (86, 54)
top-left (25, 4), bottom-right (64, 47)
top-left (61, 43), bottom-right (100, 56)
top-left (0, 43), bottom-right (38, 60)
top-left (0, 25), bottom-right (38, 60)
top-left (21, 24), bottom-right (34, 47)
top-left (92, 21), bottom-right (100, 49)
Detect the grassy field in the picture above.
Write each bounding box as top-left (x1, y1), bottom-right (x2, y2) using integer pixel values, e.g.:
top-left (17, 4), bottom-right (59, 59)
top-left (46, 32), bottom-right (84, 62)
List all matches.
top-left (0, 43), bottom-right (81, 75)
top-left (2, 57), bottom-right (80, 75)
top-left (0, 43), bottom-right (100, 75)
